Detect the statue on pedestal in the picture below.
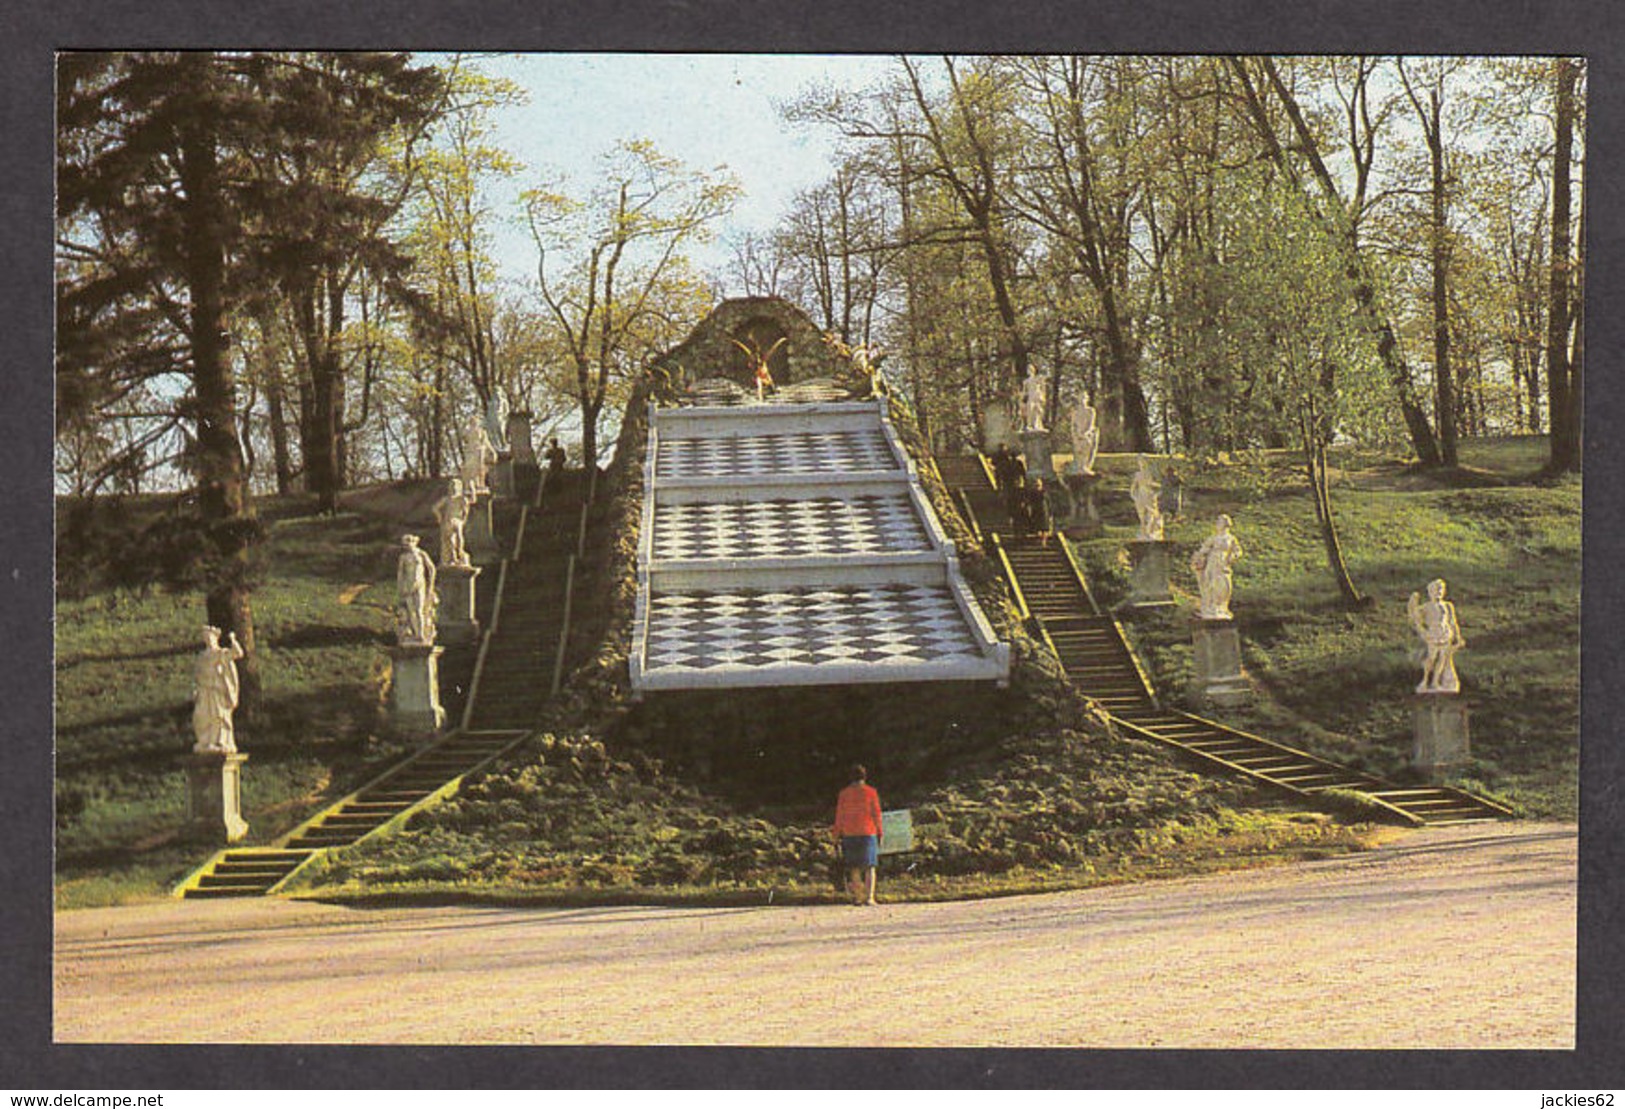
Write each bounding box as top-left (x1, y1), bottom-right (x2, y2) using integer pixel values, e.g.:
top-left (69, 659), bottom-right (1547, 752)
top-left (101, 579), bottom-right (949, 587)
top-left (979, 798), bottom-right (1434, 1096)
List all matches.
top-left (432, 477), bottom-right (472, 569)
top-left (460, 416), bottom-right (498, 497)
top-left (192, 626), bottom-right (245, 753)
top-left (1408, 578), bottom-right (1465, 693)
top-left (1020, 367), bottom-right (1049, 431)
top-left (1130, 455), bottom-right (1164, 541)
top-left (395, 534), bottom-right (439, 646)
top-left (1190, 514), bottom-right (1243, 620)
top-left (1070, 394), bottom-right (1099, 475)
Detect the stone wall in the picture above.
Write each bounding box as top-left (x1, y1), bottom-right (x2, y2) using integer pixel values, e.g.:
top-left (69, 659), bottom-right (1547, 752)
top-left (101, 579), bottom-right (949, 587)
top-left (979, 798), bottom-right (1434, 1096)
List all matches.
top-left (653, 296), bottom-right (850, 389)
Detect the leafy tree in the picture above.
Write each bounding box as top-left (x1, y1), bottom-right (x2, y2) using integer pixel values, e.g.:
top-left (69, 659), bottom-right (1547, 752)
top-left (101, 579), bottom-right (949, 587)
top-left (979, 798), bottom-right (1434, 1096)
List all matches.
top-left (58, 51), bottom-right (267, 703)
top-left (1009, 55), bottom-right (1155, 451)
top-left (524, 140), bottom-right (739, 466)
top-left (1226, 55), bottom-right (1442, 466)
top-left (241, 52), bottom-right (450, 511)
top-left (1395, 56), bottom-right (1472, 466)
top-left (1205, 173), bottom-right (1391, 607)
top-left (57, 50), bottom-right (451, 710)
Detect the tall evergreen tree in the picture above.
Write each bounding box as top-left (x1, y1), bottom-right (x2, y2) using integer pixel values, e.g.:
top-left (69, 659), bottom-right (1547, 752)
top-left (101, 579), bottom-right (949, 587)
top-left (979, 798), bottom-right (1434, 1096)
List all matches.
top-left (57, 50), bottom-right (451, 710)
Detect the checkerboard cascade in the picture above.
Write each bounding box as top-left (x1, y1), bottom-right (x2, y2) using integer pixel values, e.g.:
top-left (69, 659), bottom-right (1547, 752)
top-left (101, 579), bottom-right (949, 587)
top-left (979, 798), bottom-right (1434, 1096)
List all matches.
top-left (652, 495), bottom-right (930, 561)
top-left (644, 585), bottom-right (986, 672)
top-left (656, 428), bottom-right (895, 480)
top-left (632, 398), bottom-right (1010, 692)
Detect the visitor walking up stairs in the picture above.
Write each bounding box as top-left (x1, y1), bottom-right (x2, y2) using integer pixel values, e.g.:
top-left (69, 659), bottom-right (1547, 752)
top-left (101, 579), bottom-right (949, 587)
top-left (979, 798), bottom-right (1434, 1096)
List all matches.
top-left (176, 470), bottom-right (588, 898)
top-left (936, 451), bottom-right (1512, 827)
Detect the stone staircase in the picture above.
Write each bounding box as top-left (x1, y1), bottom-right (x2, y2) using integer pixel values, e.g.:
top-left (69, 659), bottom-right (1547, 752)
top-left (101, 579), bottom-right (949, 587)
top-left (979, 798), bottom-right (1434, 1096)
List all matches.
top-left (937, 452), bottom-right (1513, 827)
top-left (468, 470), bottom-right (585, 730)
top-left (176, 470), bottom-right (585, 899)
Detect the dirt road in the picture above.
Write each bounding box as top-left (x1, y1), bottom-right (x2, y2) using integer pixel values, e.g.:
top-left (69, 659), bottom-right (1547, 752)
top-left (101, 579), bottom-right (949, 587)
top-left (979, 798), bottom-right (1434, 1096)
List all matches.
top-left (54, 822), bottom-right (1575, 1048)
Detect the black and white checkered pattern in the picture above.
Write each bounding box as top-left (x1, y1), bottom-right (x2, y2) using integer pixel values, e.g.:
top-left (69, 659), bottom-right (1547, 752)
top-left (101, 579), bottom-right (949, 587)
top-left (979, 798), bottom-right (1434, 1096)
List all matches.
top-left (656, 429), bottom-right (895, 480)
top-left (653, 495), bottom-right (929, 560)
top-left (643, 585), bottom-right (983, 672)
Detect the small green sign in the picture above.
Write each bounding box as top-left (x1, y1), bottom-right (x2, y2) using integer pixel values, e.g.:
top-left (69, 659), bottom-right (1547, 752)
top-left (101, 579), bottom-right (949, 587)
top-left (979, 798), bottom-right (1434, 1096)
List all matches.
top-left (879, 809), bottom-right (913, 855)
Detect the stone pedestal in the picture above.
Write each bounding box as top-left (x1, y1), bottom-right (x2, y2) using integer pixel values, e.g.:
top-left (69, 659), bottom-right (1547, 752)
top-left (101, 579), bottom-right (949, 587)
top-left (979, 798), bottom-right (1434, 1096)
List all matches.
top-left (506, 411), bottom-right (536, 466)
top-left (1191, 618), bottom-right (1251, 707)
top-left (437, 564), bottom-right (482, 644)
top-left (389, 644), bottom-right (446, 736)
top-left (185, 751), bottom-right (249, 844)
top-left (1412, 694), bottom-right (1470, 780)
top-left (1060, 471), bottom-right (1102, 538)
top-left (490, 456), bottom-right (515, 499)
top-left (1020, 428), bottom-right (1056, 480)
top-left (1126, 540), bottom-right (1174, 607)
top-left (466, 496), bottom-right (500, 562)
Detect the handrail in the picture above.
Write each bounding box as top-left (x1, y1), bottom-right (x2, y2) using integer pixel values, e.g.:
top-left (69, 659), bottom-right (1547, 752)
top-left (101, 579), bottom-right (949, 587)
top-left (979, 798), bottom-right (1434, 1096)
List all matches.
top-left (1106, 715), bottom-right (1425, 827)
top-left (1110, 616), bottom-right (1160, 704)
top-left (550, 553), bottom-right (577, 697)
top-left (1053, 532), bottom-right (1102, 615)
top-left (575, 494), bottom-right (591, 560)
top-left (1031, 613), bottom-right (1061, 660)
top-left (990, 533), bottom-right (1030, 621)
top-left (954, 487), bottom-right (985, 548)
top-left (460, 555), bottom-right (509, 732)
top-left (975, 451), bottom-right (999, 491)
top-left (510, 503), bottom-right (531, 563)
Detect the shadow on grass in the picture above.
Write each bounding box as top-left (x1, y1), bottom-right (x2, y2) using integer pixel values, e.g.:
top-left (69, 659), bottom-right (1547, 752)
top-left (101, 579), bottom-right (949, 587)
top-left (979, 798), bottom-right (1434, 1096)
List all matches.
top-left (268, 624), bottom-right (387, 651)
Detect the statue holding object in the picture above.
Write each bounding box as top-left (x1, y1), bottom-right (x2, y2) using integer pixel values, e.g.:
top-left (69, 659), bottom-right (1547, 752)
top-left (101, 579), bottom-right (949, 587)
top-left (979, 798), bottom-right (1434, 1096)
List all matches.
top-left (395, 534), bottom-right (439, 647)
top-left (1408, 579), bottom-right (1465, 694)
top-left (192, 626), bottom-right (245, 753)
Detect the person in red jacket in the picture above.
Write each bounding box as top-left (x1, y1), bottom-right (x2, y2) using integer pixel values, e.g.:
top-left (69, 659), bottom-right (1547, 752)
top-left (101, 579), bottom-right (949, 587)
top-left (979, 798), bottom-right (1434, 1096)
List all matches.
top-left (832, 764), bottom-right (883, 906)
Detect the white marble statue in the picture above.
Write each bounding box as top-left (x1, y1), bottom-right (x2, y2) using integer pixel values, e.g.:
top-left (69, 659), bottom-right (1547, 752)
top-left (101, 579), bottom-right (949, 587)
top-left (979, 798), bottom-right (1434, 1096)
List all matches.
top-left (484, 392), bottom-right (509, 453)
top-left (395, 534), bottom-right (439, 646)
top-left (1408, 578), bottom-right (1465, 694)
top-left (192, 626), bottom-right (245, 753)
top-left (1190, 514), bottom-right (1243, 620)
top-left (460, 416), bottom-right (498, 497)
top-left (1130, 455), bottom-right (1164, 541)
top-left (1020, 367), bottom-right (1049, 432)
top-left (1070, 394), bottom-right (1100, 475)
top-left (432, 477), bottom-right (471, 569)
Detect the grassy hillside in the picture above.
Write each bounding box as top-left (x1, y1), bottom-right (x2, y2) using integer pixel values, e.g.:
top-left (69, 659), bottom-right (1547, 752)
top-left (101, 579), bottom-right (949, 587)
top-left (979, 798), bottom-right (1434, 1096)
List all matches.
top-left (54, 490), bottom-right (438, 907)
top-left (1070, 436), bottom-right (1580, 818)
top-left (58, 430), bottom-right (1572, 910)
top-left (301, 390), bottom-right (1383, 905)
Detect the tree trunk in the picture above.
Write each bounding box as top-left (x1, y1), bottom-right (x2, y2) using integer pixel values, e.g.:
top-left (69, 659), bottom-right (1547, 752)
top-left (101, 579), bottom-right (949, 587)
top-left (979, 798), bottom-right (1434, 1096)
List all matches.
top-left (1308, 443), bottom-right (1364, 608)
top-left (255, 302), bottom-right (294, 494)
top-left (178, 54), bottom-right (260, 713)
top-left (1427, 95), bottom-right (1458, 466)
top-left (1546, 57), bottom-right (1579, 474)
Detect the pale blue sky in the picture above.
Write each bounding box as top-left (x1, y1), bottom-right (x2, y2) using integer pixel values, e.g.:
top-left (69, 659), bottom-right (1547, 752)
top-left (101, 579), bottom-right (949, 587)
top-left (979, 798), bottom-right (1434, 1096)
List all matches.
top-left (461, 52), bottom-right (901, 291)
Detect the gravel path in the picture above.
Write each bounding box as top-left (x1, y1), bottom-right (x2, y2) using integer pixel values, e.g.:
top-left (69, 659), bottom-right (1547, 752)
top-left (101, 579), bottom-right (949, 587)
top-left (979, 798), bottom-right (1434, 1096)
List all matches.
top-left (54, 822), bottom-right (1575, 1048)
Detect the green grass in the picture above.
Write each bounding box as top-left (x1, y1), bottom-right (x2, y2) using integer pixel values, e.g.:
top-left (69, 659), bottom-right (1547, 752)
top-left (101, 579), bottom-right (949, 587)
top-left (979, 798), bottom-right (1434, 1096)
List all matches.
top-left (56, 431), bottom-right (1577, 911)
top-left (1074, 435), bottom-right (1579, 818)
top-left (55, 500), bottom-right (416, 907)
